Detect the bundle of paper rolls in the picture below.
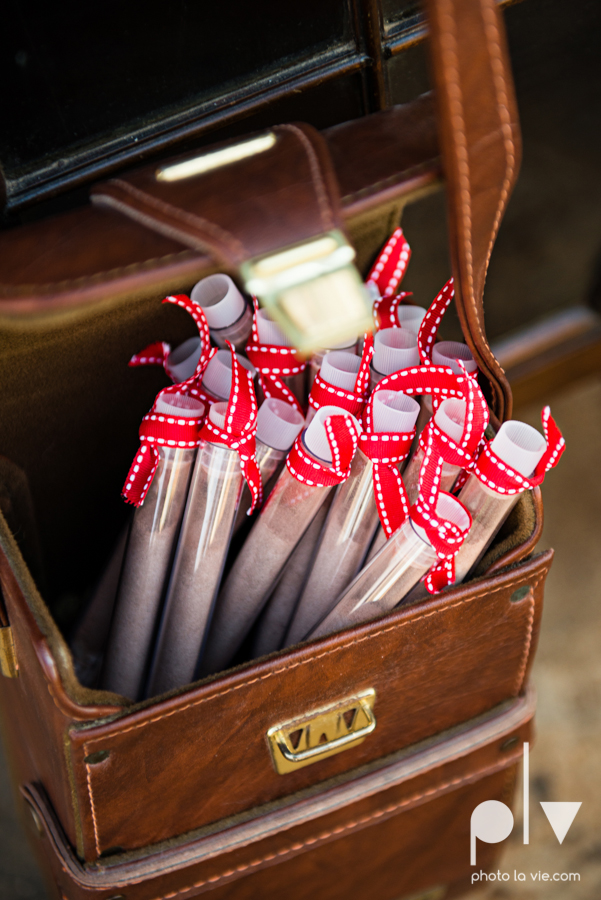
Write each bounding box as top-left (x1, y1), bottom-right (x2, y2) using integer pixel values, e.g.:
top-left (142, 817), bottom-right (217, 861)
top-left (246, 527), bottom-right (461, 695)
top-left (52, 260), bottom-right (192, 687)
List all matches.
top-left (91, 229), bottom-right (565, 702)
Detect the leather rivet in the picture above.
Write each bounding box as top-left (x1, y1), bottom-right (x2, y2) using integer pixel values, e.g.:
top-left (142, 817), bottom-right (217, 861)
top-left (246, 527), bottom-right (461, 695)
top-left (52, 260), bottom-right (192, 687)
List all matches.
top-left (500, 736), bottom-right (519, 752)
top-left (510, 585), bottom-right (531, 603)
top-left (25, 800), bottom-right (44, 837)
top-left (84, 750), bottom-right (110, 765)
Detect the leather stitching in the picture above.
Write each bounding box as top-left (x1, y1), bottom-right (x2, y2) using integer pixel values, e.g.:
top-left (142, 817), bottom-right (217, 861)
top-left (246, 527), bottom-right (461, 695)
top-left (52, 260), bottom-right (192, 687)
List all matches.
top-left (277, 125), bottom-right (335, 232)
top-left (103, 180), bottom-right (248, 259)
top-left (146, 750), bottom-right (522, 899)
top-left (81, 566), bottom-right (545, 854)
top-left (479, 0), bottom-right (517, 279)
top-left (85, 572), bottom-right (545, 743)
top-left (515, 591), bottom-right (536, 694)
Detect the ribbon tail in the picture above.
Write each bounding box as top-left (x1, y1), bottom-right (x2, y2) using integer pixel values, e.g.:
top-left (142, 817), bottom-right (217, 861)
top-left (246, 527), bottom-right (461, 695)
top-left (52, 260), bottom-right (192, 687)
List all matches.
top-left (242, 456), bottom-right (263, 514)
top-left (374, 463), bottom-right (410, 538)
top-left (122, 442), bottom-right (160, 507)
top-left (424, 556), bottom-right (456, 595)
top-left (129, 341), bottom-right (171, 369)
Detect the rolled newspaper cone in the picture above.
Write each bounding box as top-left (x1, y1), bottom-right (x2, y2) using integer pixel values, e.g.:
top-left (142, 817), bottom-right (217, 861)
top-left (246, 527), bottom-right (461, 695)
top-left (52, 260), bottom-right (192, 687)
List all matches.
top-left (200, 406), bottom-right (360, 675)
top-left (232, 398), bottom-right (304, 534)
top-left (101, 392), bottom-right (205, 699)
top-left (283, 390), bottom-right (420, 648)
top-left (191, 273), bottom-right (252, 348)
top-left (308, 492), bottom-right (470, 640)
top-left (370, 328), bottom-right (421, 389)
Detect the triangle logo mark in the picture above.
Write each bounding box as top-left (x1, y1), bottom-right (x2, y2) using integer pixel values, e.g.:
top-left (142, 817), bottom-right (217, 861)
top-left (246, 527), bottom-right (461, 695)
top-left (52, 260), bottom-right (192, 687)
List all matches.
top-left (540, 802), bottom-right (582, 844)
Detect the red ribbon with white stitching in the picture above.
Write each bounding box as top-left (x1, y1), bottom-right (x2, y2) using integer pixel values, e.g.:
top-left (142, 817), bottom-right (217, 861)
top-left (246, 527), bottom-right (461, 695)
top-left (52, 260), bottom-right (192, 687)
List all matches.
top-left (129, 294), bottom-right (221, 408)
top-left (122, 396), bottom-right (204, 507)
top-left (245, 298), bottom-right (305, 414)
top-left (198, 342), bottom-right (262, 513)
top-left (122, 295), bottom-right (220, 506)
top-left (417, 278), bottom-right (455, 365)
top-left (409, 360), bottom-right (488, 592)
top-left (359, 383), bottom-right (416, 538)
top-left (367, 228), bottom-right (411, 298)
top-left (308, 333), bottom-right (374, 417)
top-left (473, 406), bottom-right (565, 495)
top-left (286, 414), bottom-right (359, 488)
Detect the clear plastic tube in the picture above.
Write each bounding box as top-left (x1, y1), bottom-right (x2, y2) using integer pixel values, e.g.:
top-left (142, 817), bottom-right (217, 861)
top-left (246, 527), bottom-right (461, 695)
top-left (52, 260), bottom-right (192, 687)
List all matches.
top-left (369, 328), bottom-right (420, 389)
top-left (308, 493), bottom-right (469, 640)
top-left (165, 336), bottom-right (202, 383)
top-left (251, 494), bottom-right (334, 657)
top-left (201, 406), bottom-right (355, 675)
top-left (284, 391), bottom-right (420, 647)
top-left (101, 444), bottom-right (199, 699)
top-left (202, 349), bottom-right (256, 400)
top-left (256, 310), bottom-right (306, 407)
top-left (395, 305), bottom-right (427, 334)
top-left (367, 397), bottom-right (466, 564)
top-left (191, 273), bottom-right (252, 348)
top-left (233, 398), bottom-right (304, 533)
top-left (306, 350), bottom-right (362, 424)
top-left (146, 403), bottom-right (245, 696)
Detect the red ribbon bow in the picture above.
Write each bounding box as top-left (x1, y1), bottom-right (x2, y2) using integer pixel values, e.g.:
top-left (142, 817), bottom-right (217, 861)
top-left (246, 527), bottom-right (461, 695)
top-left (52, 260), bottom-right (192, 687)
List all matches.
top-left (473, 406), bottom-right (565, 495)
top-left (359, 383), bottom-right (417, 538)
top-left (198, 342), bottom-right (262, 513)
top-left (286, 414), bottom-right (360, 488)
top-left (245, 298), bottom-right (305, 414)
top-left (122, 397), bottom-right (205, 507)
top-left (122, 295), bottom-right (221, 506)
top-left (410, 491), bottom-right (473, 594)
top-left (308, 333), bottom-right (374, 418)
top-left (129, 294), bottom-right (224, 408)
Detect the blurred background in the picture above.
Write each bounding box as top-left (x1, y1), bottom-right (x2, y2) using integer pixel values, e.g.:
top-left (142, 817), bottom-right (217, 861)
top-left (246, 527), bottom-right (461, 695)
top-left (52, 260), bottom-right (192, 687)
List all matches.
top-left (1, 0), bottom-right (600, 896)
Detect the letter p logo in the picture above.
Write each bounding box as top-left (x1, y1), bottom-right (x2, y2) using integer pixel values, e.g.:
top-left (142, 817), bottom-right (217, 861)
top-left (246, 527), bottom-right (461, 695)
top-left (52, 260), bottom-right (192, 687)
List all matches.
top-left (470, 800), bottom-right (514, 865)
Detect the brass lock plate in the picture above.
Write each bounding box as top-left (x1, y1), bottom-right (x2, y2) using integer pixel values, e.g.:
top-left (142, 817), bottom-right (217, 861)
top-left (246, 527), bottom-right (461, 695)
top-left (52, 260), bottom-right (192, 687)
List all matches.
top-left (267, 689), bottom-right (376, 774)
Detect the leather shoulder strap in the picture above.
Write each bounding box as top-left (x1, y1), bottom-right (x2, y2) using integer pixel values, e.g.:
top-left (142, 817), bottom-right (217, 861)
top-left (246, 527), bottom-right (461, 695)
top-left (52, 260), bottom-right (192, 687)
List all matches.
top-left (424, 0), bottom-right (521, 421)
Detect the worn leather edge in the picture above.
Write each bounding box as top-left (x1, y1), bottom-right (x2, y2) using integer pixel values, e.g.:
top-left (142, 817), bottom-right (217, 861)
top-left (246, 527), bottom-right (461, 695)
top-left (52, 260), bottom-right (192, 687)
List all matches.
top-left (22, 688), bottom-right (534, 888)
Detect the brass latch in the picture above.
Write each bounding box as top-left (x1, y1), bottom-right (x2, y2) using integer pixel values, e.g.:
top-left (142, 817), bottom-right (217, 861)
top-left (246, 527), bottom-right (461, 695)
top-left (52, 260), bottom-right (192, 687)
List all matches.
top-left (267, 689), bottom-right (376, 774)
top-left (0, 626), bottom-right (18, 678)
top-left (241, 230), bottom-right (373, 355)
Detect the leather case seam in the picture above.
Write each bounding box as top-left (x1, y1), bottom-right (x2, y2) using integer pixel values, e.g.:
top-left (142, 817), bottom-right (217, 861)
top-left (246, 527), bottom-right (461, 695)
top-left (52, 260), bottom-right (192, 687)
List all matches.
top-left (146, 750), bottom-right (523, 899)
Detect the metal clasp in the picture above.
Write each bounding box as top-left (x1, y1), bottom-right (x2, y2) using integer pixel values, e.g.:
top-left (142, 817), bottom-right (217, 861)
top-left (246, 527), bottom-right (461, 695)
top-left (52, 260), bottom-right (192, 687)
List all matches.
top-left (241, 230), bottom-right (373, 354)
top-left (267, 689), bottom-right (376, 774)
top-left (0, 626), bottom-right (18, 678)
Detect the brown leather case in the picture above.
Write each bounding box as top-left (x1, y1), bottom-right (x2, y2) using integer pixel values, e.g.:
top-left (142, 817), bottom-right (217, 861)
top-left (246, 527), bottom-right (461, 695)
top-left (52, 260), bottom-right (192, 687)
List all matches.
top-left (0, 1), bottom-right (547, 898)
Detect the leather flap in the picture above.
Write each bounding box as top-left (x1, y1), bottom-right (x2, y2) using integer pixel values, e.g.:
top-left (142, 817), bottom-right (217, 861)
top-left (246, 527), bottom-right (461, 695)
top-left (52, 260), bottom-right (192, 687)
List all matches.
top-left (91, 123), bottom-right (345, 268)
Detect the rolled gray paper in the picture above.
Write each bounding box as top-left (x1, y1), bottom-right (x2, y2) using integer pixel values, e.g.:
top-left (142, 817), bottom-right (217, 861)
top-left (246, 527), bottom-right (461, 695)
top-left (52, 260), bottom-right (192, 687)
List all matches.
top-left (146, 403), bottom-right (245, 697)
top-left (308, 493), bottom-right (470, 641)
top-left (284, 390), bottom-right (420, 648)
top-left (201, 405), bottom-right (358, 676)
top-left (101, 393), bottom-right (204, 700)
top-left (251, 493), bottom-right (333, 658)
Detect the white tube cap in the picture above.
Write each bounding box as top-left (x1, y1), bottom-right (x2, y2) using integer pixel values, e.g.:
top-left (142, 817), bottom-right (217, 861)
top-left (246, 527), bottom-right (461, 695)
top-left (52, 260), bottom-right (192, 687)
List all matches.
top-left (373, 327), bottom-right (420, 375)
top-left (396, 305), bottom-right (427, 334)
top-left (256, 398), bottom-right (304, 451)
top-left (191, 274), bottom-right (246, 329)
top-left (372, 390), bottom-right (420, 433)
top-left (155, 392), bottom-right (205, 418)
top-left (490, 420), bottom-right (547, 477)
top-left (166, 336), bottom-right (202, 383)
top-left (433, 397), bottom-right (466, 443)
top-left (320, 351), bottom-right (361, 392)
top-left (303, 405), bottom-right (361, 464)
top-left (202, 349), bottom-right (256, 400)
top-left (256, 308), bottom-right (291, 347)
top-left (208, 400), bottom-right (228, 429)
top-left (432, 341), bottom-right (478, 375)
